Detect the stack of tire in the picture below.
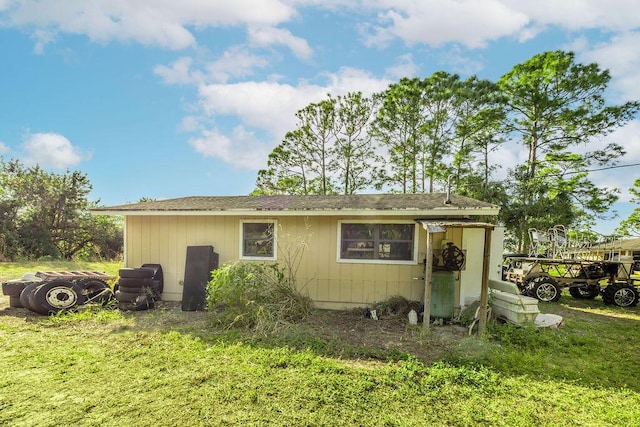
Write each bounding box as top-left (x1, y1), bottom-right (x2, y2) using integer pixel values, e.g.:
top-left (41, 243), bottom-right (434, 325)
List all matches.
top-left (1, 275), bottom-right (112, 315)
top-left (114, 264), bottom-right (163, 311)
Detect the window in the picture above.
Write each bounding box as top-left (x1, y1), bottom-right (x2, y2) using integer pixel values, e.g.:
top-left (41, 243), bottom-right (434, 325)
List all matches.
top-left (240, 221), bottom-right (276, 260)
top-left (339, 222), bottom-right (416, 262)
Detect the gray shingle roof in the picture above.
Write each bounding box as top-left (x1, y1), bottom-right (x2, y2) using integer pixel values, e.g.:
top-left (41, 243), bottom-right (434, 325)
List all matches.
top-left (93, 193), bottom-right (499, 216)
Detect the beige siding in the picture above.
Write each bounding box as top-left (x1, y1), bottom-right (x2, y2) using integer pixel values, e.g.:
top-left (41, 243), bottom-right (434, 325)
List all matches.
top-left (124, 214), bottom-right (489, 310)
top-left (460, 228), bottom-right (485, 307)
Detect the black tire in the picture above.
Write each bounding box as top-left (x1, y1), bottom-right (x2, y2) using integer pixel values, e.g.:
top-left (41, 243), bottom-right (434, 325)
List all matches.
top-left (118, 301), bottom-right (136, 311)
top-left (117, 277), bottom-right (155, 288)
top-left (532, 277), bottom-right (562, 302)
top-left (20, 283), bottom-right (43, 312)
top-left (2, 281), bottom-right (28, 297)
top-left (117, 284), bottom-right (149, 294)
top-left (117, 282), bottom-right (161, 299)
top-left (118, 268), bottom-right (155, 279)
top-left (131, 294), bottom-right (155, 311)
top-left (31, 281), bottom-right (84, 314)
top-left (115, 290), bottom-right (143, 302)
top-left (612, 285), bottom-right (639, 307)
top-left (9, 295), bottom-right (23, 308)
top-left (28, 289), bottom-right (50, 315)
top-left (118, 295), bottom-right (155, 311)
top-left (569, 285), bottom-right (599, 300)
top-left (141, 264), bottom-right (163, 293)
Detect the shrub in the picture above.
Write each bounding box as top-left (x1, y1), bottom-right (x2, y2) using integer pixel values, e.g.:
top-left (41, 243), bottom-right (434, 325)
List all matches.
top-left (206, 261), bottom-right (313, 333)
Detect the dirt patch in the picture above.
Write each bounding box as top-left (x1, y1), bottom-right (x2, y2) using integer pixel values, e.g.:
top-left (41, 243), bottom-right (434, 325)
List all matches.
top-left (299, 309), bottom-right (471, 361)
top-left (0, 294), bottom-right (472, 363)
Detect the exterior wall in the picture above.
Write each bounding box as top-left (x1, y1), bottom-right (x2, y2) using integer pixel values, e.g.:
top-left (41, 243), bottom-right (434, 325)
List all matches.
top-left (489, 227), bottom-right (506, 281)
top-left (460, 227), bottom-right (484, 307)
top-left (124, 215), bottom-right (492, 310)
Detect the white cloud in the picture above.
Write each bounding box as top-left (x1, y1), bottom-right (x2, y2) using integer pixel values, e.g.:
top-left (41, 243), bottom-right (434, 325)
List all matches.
top-left (21, 132), bottom-right (85, 169)
top-left (5, 0), bottom-right (639, 57)
top-left (363, 0), bottom-right (529, 48)
top-left (437, 48), bottom-right (485, 75)
top-left (600, 122), bottom-right (640, 202)
top-left (190, 68), bottom-right (391, 168)
top-left (510, 0), bottom-right (640, 32)
top-left (197, 67), bottom-right (390, 140)
top-left (31, 28), bottom-right (56, 54)
top-left (248, 26), bottom-right (313, 59)
top-left (179, 116), bottom-right (204, 133)
top-left (613, 121), bottom-right (640, 165)
top-left (154, 57), bottom-right (204, 85)
top-left (198, 81), bottom-right (318, 139)
top-left (4, 0), bottom-right (296, 50)
top-left (385, 53), bottom-right (418, 79)
top-left (357, 0), bottom-right (640, 52)
top-left (579, 31), bottom-right (640, 101)
top-left (321, 67), bottom-right (392, 96)
top-left (189, 126), bottom-right (270, 169)
top-left (205, 46), bottom-right (270, 83)
top-left (0, 140), bottom-right (8, 154)
top-left (155, 48), bottom-right (271, 85)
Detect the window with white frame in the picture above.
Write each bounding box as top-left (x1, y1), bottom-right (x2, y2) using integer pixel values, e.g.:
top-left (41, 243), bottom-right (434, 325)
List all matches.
top-left (240, 220), bottom-right (276, 260)
top-left (338, 221), bottom-right (416, 262)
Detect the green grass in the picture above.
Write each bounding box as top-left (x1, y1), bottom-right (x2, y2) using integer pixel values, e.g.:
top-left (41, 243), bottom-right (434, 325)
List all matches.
top-left (1, 261), bottom-right (639, 426)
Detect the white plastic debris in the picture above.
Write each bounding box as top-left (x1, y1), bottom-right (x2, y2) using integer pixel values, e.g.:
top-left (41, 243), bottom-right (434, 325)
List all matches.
top-left (408, 309), bottom-right (418, 325)
top-left (534, 313), bottom-right (564, 329)
top-left (21, 272), bottom-right (38, 281)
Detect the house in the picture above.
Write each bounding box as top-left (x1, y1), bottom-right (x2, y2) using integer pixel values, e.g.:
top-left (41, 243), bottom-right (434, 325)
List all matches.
top-left (93, 193), bottom-right (502, 319)
top-left (584, 237), bottom-right (640, 263)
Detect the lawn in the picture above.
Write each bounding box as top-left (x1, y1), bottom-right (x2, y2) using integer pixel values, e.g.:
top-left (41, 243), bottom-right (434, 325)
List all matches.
top-left (0, 261), bottom-right (639, 426)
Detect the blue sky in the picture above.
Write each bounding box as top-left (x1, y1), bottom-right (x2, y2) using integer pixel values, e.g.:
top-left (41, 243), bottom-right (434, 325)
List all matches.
top-left (0, 1), bottom-right (639, 235)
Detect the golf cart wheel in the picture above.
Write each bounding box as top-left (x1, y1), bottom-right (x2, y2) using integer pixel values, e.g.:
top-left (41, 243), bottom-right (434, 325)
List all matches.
top-left (569, 285), bottom-right (599, 300)
top-left (532, 277), bottom-right (562, 302)
top-left (32, 281), bottom-right (84, 314)
top-left (612, 285), bottom-right (639, 307)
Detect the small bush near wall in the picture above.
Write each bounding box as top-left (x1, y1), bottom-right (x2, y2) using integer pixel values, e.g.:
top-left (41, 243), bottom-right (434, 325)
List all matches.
top-left (206, 261), bottom-right (312, 333)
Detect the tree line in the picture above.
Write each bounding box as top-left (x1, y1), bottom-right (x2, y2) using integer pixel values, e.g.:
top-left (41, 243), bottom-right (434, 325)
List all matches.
top-left (253, 51), bottom-right (640, 250)
top-left (0, 159), bottom-right (122, 261)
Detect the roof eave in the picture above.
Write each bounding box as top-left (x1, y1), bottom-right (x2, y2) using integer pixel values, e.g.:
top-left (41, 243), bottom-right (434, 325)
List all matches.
top-left (91, 206), bottom-right (500, 217)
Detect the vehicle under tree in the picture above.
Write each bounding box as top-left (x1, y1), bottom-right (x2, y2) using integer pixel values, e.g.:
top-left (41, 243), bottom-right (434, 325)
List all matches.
top-left (502, 226), bottom-right (639, 307)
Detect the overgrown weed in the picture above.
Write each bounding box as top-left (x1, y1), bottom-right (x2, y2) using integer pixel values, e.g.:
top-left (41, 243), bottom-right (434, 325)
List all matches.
top-left (206, 261), bottom-right (313, 334)
top-left (46, 303), bottom-right (125, 324)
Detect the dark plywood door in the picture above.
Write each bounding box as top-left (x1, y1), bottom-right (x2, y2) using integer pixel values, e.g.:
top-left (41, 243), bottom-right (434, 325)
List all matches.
top-left (182, 246), bottom-right (219, 311)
